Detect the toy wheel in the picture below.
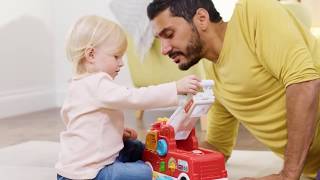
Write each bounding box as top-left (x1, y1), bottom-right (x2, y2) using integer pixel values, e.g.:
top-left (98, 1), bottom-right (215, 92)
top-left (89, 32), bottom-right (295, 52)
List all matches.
top-left (157, 139), bottom-right (168, 156)
top-left (178, 173), bottom-right (190, 180)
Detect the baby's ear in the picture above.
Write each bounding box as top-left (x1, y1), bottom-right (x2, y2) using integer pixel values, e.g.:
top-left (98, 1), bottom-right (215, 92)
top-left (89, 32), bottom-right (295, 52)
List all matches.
top-left (84, 47), bottom-right (95, 63)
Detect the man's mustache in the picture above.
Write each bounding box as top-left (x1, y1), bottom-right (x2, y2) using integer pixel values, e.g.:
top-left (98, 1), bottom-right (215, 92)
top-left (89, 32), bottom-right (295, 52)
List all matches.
top-left (168, 51), bottom-right (185, 59)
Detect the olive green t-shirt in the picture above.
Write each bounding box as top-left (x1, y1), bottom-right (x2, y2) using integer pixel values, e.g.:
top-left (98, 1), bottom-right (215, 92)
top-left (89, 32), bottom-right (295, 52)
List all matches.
top-left (206, 0), bottom-right (320, 177)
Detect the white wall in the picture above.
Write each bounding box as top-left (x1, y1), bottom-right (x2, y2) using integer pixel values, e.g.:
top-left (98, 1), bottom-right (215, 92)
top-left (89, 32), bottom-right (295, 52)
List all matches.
top-left (0, 0), bottom-right (55, 118)
top-left (301, 0), bottom-right (320, 27)
top-left (213, 0), bottom-right (237, 21)
top-left (0, 0), bottom-right (133, 118)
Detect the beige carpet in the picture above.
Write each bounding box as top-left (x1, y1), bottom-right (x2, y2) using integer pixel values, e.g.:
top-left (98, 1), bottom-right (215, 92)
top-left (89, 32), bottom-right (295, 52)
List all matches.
top-left (0, 141), bottom-right (283, 180)
top-left (0, 141), bottom-right (58, 180)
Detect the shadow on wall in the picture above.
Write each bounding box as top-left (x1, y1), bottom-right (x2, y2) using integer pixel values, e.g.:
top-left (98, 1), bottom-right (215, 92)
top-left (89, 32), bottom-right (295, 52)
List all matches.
top-left (0, 15), bottom-right (54, 93)
top-left (0, 15), bottom-right (56, 118)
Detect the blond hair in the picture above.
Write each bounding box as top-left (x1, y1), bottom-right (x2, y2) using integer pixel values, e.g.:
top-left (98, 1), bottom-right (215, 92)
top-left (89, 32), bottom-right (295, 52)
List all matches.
top-left (66, 15), bottom-right (127, 75)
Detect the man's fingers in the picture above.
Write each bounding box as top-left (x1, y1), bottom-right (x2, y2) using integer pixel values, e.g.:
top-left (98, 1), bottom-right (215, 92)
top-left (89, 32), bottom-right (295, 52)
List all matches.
top-left (239, 177), bottom-right (256, 180)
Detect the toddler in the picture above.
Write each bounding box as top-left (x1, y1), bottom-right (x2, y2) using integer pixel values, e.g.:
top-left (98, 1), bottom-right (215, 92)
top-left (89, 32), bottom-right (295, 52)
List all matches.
top-left (55, 15), bottom-right (201, 180)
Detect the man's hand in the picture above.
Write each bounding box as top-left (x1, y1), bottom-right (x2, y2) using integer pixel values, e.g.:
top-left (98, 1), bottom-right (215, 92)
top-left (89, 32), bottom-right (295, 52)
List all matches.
top-left (123, 127), bottom-right (138, 140)
top-left (240, 173), bottom-right (286, 180)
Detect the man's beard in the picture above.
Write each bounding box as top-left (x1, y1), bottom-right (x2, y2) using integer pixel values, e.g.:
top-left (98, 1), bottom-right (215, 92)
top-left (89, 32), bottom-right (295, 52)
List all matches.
top-left (179, 37), bottom-right (202, 70)
top-left (167, 25), bottom-right (204, 70)
top-left (179, 27), bottom-right (203, 70)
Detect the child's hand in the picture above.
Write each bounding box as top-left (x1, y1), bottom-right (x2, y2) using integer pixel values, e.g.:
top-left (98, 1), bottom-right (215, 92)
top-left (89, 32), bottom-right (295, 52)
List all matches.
top-left (176, 75), bottom-right (201, 95)
top-left (123, 127), bottom-right (138, 140)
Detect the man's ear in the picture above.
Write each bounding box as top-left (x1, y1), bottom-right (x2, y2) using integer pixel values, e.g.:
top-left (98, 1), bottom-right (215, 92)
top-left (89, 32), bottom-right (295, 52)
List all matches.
top-left (193, 8), bottom-right (210, 31)
top-left (84, 47), bottom-right (95, 63)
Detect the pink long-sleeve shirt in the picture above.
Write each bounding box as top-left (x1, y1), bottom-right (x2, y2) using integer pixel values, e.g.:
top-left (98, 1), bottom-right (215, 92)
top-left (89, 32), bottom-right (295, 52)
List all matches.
top-left (55, 72), bottom-right (178, 179)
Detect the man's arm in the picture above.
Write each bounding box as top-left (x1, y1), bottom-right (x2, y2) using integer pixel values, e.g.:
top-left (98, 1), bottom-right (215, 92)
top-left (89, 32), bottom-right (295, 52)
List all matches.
top-left (239, 0), bottom-right (320, 179)
top-left (205, 99), bottom-right (239, 160)
top-left (241, 79), bottom-right (320, 180)
top-left (282, 79), bottom-right (320, 179)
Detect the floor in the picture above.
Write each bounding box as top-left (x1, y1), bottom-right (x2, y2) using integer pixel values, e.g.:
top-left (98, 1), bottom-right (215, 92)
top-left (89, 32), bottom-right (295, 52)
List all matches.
top-left (0, 108), bottom-right (268, 150)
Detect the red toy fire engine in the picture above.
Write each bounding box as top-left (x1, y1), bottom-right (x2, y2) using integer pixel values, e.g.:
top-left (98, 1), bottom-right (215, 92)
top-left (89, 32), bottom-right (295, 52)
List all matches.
top-left (143, 118), bottom-right (228, 180)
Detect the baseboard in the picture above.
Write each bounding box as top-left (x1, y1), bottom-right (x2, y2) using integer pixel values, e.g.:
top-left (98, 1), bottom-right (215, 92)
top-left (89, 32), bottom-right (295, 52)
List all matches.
top-left (0, 87), bottom-right (57, 119)
top-left (55, 89), bottom-right (66, 108)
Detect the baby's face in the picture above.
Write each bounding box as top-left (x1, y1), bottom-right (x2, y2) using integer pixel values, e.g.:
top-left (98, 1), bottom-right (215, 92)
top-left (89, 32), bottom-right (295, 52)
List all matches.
top-left (92, 45), bottom-right (124, 79)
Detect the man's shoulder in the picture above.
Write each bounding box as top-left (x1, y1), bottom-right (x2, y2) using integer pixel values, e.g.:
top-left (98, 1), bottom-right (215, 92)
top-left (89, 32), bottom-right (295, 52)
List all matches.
top-left (232, 0), bottom-right (280, 24)
top-left (237, 0), bottom-right (268, 6)
top-left (236, 0), bottom-right (277, 12)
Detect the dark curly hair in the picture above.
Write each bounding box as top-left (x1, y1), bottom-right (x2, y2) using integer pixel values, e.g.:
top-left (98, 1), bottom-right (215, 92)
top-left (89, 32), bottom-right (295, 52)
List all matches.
top-left (147, 0), bottom-right (222, 23)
